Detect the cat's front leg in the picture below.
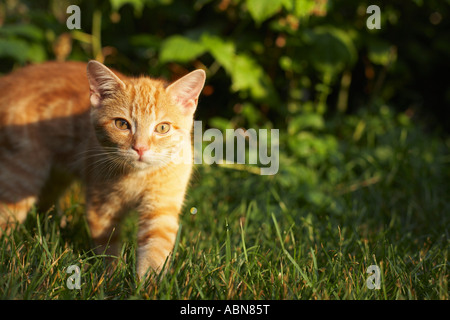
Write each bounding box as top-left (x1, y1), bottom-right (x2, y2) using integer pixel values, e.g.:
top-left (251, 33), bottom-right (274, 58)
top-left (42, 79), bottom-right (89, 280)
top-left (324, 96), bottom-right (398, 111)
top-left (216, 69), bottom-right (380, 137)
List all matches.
top-left (136, 203), bottom-right (181, 278)
top-left (86, 189), bottom-right (127, 260)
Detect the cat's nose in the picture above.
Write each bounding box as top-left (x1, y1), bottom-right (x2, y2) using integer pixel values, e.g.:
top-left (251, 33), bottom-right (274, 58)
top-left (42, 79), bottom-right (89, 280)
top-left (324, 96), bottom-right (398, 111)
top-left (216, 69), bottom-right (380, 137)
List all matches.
top-left (132, 145), bottom-right (148, 157)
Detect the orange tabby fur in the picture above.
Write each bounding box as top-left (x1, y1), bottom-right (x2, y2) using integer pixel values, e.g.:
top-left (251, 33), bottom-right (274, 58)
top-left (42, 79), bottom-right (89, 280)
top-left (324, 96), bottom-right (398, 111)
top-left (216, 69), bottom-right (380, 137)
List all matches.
top-left (0, 61), bottom-right (206, 278)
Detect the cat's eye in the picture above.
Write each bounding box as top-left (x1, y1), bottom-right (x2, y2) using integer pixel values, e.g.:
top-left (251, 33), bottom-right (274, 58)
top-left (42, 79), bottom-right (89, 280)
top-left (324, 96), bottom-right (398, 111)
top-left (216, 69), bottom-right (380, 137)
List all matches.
top-left (115, 118), bottom-right (130, 130)
top-left (155, 123), bottom-right (171, 134)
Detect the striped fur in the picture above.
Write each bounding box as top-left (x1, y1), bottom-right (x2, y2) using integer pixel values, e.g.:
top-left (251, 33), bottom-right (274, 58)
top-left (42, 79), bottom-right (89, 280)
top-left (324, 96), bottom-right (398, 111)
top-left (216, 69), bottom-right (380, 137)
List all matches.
top-left (0, 61), bottom-right (205, 278)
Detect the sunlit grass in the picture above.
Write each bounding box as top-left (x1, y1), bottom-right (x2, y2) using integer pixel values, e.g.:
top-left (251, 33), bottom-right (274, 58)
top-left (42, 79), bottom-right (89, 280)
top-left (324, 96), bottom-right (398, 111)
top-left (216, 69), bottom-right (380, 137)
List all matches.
top-left (0, 107), bottom-right (448, 300)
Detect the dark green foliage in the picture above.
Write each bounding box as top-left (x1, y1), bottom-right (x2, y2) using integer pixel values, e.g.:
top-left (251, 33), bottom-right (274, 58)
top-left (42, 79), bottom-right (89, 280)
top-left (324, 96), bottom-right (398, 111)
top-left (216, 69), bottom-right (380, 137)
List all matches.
top-left (0, 0), bottom-right (448, 299)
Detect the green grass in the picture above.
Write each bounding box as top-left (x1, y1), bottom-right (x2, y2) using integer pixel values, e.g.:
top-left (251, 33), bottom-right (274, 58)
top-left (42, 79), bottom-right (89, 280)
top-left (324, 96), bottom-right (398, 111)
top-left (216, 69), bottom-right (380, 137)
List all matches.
top-left (0, 106), bottom-right (448, 299)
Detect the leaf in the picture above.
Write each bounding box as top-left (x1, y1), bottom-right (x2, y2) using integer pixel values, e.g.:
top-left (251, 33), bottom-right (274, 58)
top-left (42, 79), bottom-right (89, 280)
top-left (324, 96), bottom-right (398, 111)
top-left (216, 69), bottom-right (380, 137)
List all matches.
top-left (130, 34), bottom-right (161, 48)
top-left (201, 34), bottom-right (276, 102)
top-left (0, 38), bottom-right (28, 63)
top-left (208, 117), bottom-right (232, 131)
top-left (231, 54), bottom-right (267, 98)
top-left (109, 0), bottom-right (145, 15)
top-left (0, 24), bottom-right (44, 41)
top-left (304, 26), bottom-right (357, 74)
top-left (241, 103), bottom-right (262, 127)
top-left (200, 34), bottom-right (235, 71)
top-left (0, 24), bottom-right (47, 63)
top-left (283, 0), bottom-right (316, 18)
top-left (110, 0), bottom-right (172, 15)
top-left (288, 113), bottom-right (325, 134)
top-left (246, 0), bottom-right (284, 24)
top-left (159, 35), bottom-right (206, 63)
top-left (367, 39), bottom-right (396, 66)
top-left (27, 43), bottom-right (47, 63)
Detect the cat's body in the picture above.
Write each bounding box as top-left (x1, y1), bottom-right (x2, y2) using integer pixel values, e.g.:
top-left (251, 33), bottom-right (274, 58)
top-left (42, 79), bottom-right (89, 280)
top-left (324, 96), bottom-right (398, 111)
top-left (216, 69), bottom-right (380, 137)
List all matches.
top-left (0, 61), bottom-right (206, 277)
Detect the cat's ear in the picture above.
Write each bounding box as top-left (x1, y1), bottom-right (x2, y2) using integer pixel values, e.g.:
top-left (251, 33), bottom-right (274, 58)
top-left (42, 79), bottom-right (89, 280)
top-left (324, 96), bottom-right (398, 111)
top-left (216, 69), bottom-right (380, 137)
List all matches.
top-left (166, 69), bottom-right (206, 115)
top-left (86, 60), bottom-right (125, 107)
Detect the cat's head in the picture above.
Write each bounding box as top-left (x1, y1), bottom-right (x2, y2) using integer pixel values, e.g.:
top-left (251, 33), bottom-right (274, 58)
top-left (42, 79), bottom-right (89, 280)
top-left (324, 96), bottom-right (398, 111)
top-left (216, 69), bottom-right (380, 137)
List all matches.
top-left (86, 60), bottom-right (205, 171)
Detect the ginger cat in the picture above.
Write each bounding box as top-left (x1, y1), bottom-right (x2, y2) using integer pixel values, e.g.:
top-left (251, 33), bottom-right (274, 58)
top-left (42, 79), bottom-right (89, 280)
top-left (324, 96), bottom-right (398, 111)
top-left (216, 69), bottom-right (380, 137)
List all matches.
top-left (0, 60), bottom-right (206, 278)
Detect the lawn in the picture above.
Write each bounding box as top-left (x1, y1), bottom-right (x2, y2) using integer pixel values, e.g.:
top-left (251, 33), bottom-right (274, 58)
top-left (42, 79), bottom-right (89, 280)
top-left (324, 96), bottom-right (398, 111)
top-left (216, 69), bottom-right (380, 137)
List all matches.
top-left (0, 105), bottom-right (448, 300)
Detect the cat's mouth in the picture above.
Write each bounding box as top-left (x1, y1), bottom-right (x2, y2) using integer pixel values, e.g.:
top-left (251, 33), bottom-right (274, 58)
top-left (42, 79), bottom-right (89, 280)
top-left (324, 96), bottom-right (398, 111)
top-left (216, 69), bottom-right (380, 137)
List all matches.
top-left (99, 147), bottom-right (174, 172)
top-left (126, 149), bottom-right (171, 169)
